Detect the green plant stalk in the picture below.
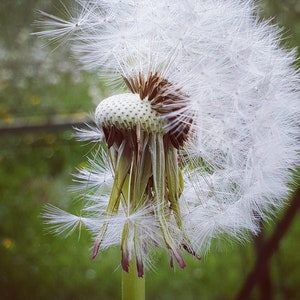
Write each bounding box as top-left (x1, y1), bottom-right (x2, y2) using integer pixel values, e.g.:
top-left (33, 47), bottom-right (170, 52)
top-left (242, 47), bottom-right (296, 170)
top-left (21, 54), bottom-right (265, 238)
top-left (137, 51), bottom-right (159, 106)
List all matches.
top-left (122, 260), bottom-right (145, 300)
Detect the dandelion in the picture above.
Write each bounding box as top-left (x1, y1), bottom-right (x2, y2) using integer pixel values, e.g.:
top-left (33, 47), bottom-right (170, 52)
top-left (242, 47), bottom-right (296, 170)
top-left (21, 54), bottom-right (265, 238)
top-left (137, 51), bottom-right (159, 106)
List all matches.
top-left (37, 0), bottom-right (299, 299)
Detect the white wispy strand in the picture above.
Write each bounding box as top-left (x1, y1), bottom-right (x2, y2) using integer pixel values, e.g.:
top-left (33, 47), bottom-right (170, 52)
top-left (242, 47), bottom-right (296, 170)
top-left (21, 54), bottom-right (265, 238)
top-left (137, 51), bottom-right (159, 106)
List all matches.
top-left (43, 204), bottom-right (97, 236)
top-left (89, 204), bottom-right (163, 250)
top-left (70, 150), bottom-right (113, 196)
top-left (74, 123), bottom-right (104, 143)
top-left (38, 0), bottom-right (299, 257)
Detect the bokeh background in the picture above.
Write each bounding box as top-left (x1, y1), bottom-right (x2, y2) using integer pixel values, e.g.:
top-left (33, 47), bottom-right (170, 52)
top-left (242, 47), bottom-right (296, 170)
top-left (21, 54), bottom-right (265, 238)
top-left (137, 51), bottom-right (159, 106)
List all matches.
top-left (0, 1), bottom-right (299, 299)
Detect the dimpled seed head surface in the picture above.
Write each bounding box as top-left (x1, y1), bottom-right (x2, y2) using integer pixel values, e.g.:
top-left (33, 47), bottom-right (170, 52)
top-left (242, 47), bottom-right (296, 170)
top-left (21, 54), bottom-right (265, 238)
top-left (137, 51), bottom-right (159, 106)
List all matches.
top-left (95, 93), bottom-right (166, 133)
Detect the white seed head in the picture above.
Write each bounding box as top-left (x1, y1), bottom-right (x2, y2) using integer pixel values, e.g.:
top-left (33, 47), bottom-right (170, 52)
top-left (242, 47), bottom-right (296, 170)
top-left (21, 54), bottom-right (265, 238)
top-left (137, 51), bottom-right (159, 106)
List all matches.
top-left (38, 0), bottom-right (300, 272)
top-left (95, 93), bottom-right (166, 133)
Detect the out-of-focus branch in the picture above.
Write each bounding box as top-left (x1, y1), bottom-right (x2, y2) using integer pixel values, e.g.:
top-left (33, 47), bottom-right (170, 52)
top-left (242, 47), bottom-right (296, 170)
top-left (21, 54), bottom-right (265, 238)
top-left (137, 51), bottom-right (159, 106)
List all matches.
top-left (0, 114), bottom-right (92, 135)
top-left (236, 186), bottom-right (300, 300)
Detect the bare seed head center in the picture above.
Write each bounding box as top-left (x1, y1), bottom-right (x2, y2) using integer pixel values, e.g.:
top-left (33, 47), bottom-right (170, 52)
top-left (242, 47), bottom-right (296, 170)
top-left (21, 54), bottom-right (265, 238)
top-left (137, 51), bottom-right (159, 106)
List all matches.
top-left (95, 93), bottom-right (166, 134)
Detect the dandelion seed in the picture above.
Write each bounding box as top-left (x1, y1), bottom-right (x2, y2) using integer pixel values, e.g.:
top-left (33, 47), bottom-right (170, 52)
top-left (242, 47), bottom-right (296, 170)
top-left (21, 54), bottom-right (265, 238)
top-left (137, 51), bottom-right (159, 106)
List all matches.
top-left (37, 0), bottom-right (300, 280)
top-left (73, 122), bottom-right (104, 143)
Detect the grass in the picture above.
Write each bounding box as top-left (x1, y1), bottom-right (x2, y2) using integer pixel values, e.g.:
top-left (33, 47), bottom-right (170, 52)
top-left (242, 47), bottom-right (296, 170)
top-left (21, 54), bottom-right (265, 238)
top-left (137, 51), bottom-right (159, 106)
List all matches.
top-left (0, 132), bottom-right (120, 299)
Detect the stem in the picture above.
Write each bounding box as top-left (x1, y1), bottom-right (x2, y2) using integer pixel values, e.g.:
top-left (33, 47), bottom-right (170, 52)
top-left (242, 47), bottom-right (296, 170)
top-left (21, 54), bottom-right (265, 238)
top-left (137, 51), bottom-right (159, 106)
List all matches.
top-left (122, 260), bottom-right (145, 300)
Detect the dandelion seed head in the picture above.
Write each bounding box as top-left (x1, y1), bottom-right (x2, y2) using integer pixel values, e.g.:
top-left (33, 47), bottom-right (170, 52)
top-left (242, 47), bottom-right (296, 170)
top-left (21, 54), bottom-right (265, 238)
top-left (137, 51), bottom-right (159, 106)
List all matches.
top-left (38, 0), bottom-right (300, 276)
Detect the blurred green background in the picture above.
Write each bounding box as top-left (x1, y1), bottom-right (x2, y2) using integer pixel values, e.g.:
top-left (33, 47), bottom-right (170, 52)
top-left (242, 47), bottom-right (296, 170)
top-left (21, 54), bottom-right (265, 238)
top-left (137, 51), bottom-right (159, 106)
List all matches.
top-left (0, 1), bottom-right (299, 299)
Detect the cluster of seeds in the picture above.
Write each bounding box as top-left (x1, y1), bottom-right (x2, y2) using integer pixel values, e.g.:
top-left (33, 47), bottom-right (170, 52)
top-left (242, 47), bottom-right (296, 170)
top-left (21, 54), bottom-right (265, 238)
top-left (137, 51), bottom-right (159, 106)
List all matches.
top-left (95, 93), bottom-right (166, 134)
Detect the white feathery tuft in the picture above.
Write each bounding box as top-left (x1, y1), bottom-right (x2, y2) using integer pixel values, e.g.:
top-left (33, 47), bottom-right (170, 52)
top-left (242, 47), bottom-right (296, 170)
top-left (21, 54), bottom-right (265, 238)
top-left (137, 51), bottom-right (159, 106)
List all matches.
top-left (70, 150), bottom-right (113, 196)
top-left (74, 123), bottom-right (104, 143)
top-left (43, 204), bottom-right (98, 236)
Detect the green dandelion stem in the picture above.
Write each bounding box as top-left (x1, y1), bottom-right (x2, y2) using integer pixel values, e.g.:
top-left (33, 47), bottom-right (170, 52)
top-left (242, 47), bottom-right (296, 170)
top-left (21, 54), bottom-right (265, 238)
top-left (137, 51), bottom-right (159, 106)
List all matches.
top-left (122, 260), bottom-right (145, 300)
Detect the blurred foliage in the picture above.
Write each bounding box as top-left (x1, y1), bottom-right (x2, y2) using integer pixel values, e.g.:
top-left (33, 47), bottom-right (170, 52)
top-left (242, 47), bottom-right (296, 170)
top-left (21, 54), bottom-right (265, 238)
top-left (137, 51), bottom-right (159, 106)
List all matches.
top-left (0, 0), bottom-right (299, 299)
top-left (0, 133), bottom-right (122, 299)
top-left (0, 0), bottom-right (107, 125)
top-left (258, 0), bottom-right (300, 62)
